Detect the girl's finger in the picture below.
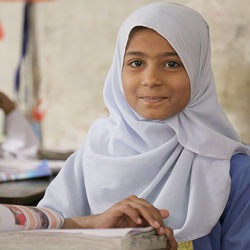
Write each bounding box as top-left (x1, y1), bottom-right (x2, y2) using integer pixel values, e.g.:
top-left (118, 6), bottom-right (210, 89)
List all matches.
top-left (124, 195), bottom-right (164, 229)
top-left (164, 227), bottom-right (178, 250)
top-left (108, 203), bottom-right (143, 225)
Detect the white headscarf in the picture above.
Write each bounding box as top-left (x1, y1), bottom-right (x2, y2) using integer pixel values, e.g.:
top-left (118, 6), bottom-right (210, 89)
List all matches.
top-left (83, 2), bottom-right (249, 241)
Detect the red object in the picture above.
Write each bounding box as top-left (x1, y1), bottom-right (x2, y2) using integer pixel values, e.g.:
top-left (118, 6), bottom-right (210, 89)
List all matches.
top-left (32, 99), bottom-right (46, 122)
top-left (0, 22), bottom-right (4, 40)
top-left (16, 212), bottom-right (27, 226)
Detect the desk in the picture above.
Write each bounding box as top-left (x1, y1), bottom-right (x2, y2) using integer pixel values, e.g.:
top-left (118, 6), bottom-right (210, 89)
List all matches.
top-left (0, 150), bottom-right (69, 206)
top-left (0, 150), bottom-right (68, 206)
top-left (0, 176), bottom-right (53, 206)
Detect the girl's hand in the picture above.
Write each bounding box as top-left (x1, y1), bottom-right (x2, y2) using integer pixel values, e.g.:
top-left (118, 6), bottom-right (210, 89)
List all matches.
top-left (63, 195), bottom-right (178, 249)
top-left (94, 195), bottom-right (168, 230)
top-left (94, 195), bottom-right (178, 249)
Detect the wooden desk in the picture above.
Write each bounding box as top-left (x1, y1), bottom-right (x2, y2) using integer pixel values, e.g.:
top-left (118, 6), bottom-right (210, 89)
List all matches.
top-left (0, 176), bottom-right (53, 206)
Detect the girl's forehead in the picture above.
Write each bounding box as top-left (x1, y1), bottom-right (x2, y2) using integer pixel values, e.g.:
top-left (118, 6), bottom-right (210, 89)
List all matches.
top-left (125, 26), bottom-right (149, 49)
top-left (125, 27), bottom-right (177, 55)
top-left (128, 26), bottom-right (148, 38)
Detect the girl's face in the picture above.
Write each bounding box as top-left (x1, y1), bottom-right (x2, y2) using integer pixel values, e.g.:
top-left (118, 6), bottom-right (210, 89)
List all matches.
top-left (122, 28), bottom-right (190, 120)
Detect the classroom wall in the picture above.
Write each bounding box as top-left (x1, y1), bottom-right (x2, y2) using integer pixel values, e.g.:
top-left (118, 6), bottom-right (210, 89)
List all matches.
top-left (0, 0), bottom-right (249, 150)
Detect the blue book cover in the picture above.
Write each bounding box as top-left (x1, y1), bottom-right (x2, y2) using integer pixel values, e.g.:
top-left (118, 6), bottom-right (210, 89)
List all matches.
top-left (0, 160), bottom-right (51, 182)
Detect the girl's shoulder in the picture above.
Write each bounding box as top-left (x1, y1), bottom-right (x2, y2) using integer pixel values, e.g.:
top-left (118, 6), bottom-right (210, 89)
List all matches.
top-left (230, 153), bottom-right (250, 176)
top-left (229, 153), bottom-right (250, 192)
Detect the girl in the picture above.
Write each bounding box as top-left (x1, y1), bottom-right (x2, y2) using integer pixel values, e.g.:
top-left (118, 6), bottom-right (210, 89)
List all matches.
top-left (38, 2), bottom-right (250, 249)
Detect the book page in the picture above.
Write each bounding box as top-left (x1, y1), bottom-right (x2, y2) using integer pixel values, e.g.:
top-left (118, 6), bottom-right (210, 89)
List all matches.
top-left (31, 226), bottom-right (156, 238)
top-left (0, 204), bottom-right (63, 232)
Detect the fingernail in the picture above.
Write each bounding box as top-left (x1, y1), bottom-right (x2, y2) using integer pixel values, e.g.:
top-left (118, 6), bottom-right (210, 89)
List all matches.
top-left (154, 221), bottom-right (160, 228)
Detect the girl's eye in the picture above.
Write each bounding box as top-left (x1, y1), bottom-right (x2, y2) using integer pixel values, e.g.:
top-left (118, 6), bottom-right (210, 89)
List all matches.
top-left (129, 60), bottom-right (143, 67)
top-left (165, 61), bottom-right (180, 68)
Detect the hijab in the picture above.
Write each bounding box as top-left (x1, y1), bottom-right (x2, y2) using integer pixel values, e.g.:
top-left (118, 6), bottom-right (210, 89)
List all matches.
top-left (83, 2), bottom-right (250, 241)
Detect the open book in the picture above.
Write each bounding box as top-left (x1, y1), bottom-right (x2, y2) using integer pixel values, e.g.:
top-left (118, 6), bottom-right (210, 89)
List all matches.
top-left (0, 226), bottom-right (167, 250)
top-left (0, 204), bottom-right (167, 249)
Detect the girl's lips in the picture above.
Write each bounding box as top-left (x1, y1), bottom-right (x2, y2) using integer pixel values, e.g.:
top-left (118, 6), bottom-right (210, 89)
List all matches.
top-left (139, 96), bottom-right (168, 102)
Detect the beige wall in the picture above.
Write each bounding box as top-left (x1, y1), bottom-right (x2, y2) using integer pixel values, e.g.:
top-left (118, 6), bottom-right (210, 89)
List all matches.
top-left (0, 0), bottom-right (249, 150)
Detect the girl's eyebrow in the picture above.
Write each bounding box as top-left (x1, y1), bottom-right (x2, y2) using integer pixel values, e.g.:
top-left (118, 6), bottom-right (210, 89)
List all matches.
top-left (124, 51), bottom-right (179, 57)
top-left (163, 52), bottom-right (178, 57)
top-left (124, 51), bottom-right (145, 57)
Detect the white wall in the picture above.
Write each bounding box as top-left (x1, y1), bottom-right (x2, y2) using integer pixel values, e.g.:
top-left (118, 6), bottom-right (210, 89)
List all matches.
top-left (0, 0), bottom-right (249, 150)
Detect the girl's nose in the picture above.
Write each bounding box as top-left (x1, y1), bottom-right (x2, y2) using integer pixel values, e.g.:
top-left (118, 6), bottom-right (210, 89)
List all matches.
top-left (141, 66), bottom-right (162, 87)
